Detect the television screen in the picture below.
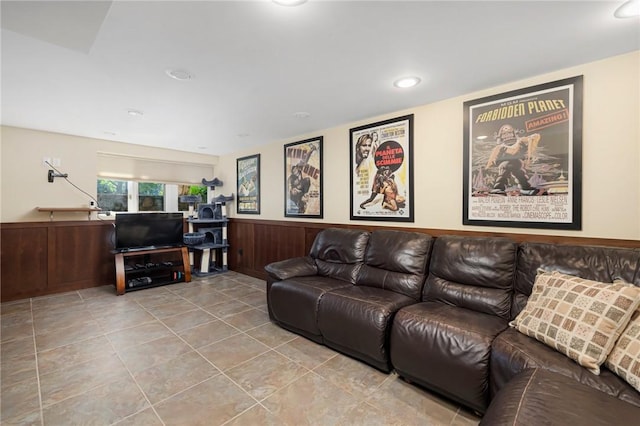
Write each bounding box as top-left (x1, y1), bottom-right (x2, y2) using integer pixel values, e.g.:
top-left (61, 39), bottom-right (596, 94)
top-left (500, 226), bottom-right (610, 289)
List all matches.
top-left (115, 212), bottom-right (184, 251)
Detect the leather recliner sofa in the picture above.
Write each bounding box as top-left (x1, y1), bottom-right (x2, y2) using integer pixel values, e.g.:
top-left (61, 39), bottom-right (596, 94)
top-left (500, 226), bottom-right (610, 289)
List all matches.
top-left (265, 227), bottom-right (640, 421)
top-left (390, 235), bottom-right (517, 413)
top-left (490, 242), bottom-right (640, 407)
top-left (266, 228), bottom-right (433, 372)
top-left (266, 228), bottom-right (371, 344)
top-left (390, 236), bottom-right (640, 414)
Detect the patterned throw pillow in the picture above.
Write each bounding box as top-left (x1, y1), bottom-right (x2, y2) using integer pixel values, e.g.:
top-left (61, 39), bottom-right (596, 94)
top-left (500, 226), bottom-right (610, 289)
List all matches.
top-left (510, 271), bottom-right (640, 374)
top-left (605, 308), bottom-right (640, 391)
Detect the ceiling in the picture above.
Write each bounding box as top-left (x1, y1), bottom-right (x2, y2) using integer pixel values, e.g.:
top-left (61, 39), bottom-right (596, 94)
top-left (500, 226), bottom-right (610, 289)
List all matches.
top-left (1, 1), bottom-right (638, 156)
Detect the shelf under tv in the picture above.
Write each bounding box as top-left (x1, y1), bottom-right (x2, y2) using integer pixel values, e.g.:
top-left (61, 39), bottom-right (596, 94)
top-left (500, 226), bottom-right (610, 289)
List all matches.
top-left (124, 279), bottom-right (184, 292)
top-left (114, 246), bottom-right (191, 295)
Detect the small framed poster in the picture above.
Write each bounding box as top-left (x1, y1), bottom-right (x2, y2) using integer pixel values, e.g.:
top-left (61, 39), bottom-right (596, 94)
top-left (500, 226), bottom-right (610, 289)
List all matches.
top-left (236, 154), bottom-right (260, 214)
top-left (350, 114), bottom-right (414, 222)
top-left (284, 137), bottom-right (323, 218)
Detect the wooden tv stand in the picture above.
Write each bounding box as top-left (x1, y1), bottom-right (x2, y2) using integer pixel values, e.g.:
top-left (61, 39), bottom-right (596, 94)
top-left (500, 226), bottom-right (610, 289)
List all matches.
top-left (114, 246), bottom-right (191, 295)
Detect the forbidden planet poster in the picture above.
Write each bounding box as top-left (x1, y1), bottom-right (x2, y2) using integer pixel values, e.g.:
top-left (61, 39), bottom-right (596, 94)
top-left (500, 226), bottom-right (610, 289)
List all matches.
top-left (463, 76), bottom-right (583, 230)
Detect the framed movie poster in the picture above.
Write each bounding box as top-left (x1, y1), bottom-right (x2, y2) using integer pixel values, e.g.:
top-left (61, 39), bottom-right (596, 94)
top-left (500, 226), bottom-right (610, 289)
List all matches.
top-left (284, 137), bottom-right (323, 218)
top-left (463, 76), bottom-right (583, 230)
top-left (236, 154), bottom-right (260, 214)
top-left (350, 114), bottom-right (414, 222)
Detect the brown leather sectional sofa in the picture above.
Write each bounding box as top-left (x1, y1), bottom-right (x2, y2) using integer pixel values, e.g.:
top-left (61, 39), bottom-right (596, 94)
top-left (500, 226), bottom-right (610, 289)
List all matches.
top-left (264, 228), bottom-right (640, 423)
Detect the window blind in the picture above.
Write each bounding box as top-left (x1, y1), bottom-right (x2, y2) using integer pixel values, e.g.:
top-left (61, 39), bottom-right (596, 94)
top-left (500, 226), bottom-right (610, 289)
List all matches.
top-left (97, 152), bottom-right (214, 184)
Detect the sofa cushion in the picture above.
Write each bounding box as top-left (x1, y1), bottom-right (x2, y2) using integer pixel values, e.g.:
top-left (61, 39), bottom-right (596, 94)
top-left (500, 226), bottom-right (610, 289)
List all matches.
top-left (481, 368), bottom-right (640, 426)
top-left (423, 235), bottom-right (517, 320)
top-left (510, 270), bottom-right (640, 374)
top-left (606, 308), bottom-right (640, 392)
top-left (310, 228), bottom-right (370, 283)
top-left (390, 302), bottom-right (508, 413)
top-left (490, 327), bottom-right (640, 407)
top-left (269, 276), bottom-right (352, 342)
top-left (356, 229), bottom-right (433, 300)
top-left (317, 286), bottom-right (415, 372)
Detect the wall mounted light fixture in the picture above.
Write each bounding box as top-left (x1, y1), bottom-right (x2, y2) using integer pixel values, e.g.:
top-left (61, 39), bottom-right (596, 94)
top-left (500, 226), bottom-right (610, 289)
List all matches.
top-left (48, 169), bottom-right (68, 182)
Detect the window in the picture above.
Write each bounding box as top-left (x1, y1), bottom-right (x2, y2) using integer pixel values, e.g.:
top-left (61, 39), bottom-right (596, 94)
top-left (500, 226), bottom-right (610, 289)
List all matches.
top-left (138, 182), bottom-right (165, 211)
top-left (97, 180), bottom-right (208, 213)
top-left (97, 179), bottom-right (128, 212)
top-left (178, 185), bottom-right (208, 211)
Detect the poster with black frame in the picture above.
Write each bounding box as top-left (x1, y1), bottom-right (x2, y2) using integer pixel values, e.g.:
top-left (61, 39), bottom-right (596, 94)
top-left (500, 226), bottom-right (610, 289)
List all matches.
top-left (284, 136), bottom-right (323, 218)
top-left (463, 76), bottom-right (583, 230)
top-left (350, 114), bottom-right (414, 222)
top-left (236, 154), bottom-right (260, 214)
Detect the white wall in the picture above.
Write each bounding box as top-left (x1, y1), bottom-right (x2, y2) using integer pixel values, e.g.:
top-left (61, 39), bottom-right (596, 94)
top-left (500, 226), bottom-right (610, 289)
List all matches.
top-left (0, 127), bottom-right (219, 222)
top-left (2, 52), bottom-right (637, 238)
top-left (214, 51), bottom-right (640, 241)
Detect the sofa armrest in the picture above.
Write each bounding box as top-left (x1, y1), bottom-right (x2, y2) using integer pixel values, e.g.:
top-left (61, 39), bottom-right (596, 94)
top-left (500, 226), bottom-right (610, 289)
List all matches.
top-left (481, 369), bottom-right (640, 426)
top-left (265, 256), bottom-right (318, 281)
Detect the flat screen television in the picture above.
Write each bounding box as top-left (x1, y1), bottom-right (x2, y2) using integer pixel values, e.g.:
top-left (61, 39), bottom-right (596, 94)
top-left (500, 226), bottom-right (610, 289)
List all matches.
top-left (115, 212), bottom-right (184, 251)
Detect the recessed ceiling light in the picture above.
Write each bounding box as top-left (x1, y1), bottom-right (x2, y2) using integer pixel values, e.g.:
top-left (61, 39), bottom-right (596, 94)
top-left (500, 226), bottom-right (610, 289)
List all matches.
top-left (393, 76), bottom-right (421, 89)
top-left (127, 109), bottom-right (143, 117)
top-left (293, 111), bottom-right (311, 119)
top-left (166, 69), bottom-right (193, 81)
top-left (273, 0), bottom-right (307, 6)
top-left (614, 0), bottom-right (640, 18)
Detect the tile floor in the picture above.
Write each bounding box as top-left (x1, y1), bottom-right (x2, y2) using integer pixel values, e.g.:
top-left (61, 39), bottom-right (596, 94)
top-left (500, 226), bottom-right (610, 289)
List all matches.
top-left (1, 272), bottom-right (480, 425)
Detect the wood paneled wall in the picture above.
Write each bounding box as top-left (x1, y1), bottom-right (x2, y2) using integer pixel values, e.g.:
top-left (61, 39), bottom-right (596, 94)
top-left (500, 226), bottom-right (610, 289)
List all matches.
top-left (1, 221), bottom-right (116, 302)
top-left (227, 218), bottom-right (640, 280)
top-left (2, 218), bottom-right (639, 302)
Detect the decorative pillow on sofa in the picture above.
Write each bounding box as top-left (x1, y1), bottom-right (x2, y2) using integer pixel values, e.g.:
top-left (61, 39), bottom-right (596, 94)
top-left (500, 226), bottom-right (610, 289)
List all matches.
top-left (510, 271), bottom-right (640, 374)
top-left (605, 307), bottom-right (640, 392)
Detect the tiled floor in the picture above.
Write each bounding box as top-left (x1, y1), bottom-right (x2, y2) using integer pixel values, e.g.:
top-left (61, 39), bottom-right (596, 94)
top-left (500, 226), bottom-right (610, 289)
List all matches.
top-left (1, 272), bottom-right (480, 425)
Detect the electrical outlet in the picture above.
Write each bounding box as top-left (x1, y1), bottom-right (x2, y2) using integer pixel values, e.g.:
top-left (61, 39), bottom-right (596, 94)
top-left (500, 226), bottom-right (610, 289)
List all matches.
top-left (42, 157), bottom-right (51, 166)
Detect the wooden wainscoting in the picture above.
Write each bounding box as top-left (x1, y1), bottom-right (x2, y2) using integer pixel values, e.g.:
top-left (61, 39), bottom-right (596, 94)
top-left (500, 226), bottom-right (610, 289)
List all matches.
top-left (228, 219), bottom-right (313, 279)
top-left (1, 221), bottom-right (116, 302)
top-left (2, 218), bottom-right (638, 301)
top-left (227, 218), bottom-right (640, 281)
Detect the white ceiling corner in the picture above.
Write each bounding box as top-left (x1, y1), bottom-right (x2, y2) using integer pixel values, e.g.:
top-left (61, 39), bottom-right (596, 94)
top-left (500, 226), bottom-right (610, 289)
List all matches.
top-left (1, 1), bottom-right (112, 54)
top-left (1, 1), bottom-right (638, 156)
